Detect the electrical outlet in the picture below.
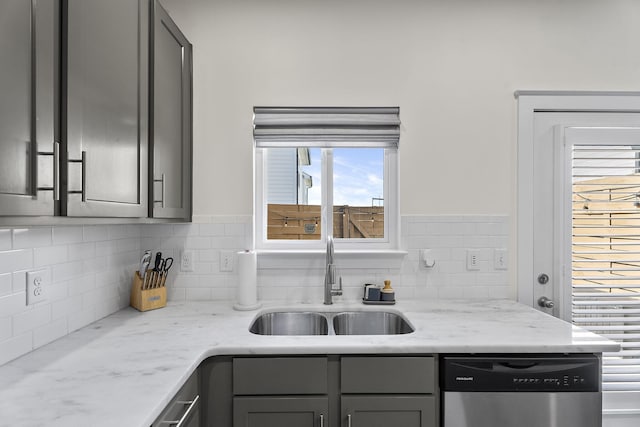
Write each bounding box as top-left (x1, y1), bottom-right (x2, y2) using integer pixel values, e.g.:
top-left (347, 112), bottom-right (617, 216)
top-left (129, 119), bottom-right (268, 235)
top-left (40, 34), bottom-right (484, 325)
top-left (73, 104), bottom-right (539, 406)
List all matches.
top-left (26, 269), bottom-right (49, 305)
top-left (180, 250), bottom-right (195, 272)
top-left (494, 248), bottom-right (508, 270)
top-left (466, 249), bottom-right (480, 271)
top-left (220, 251), bottom-right (234, 272)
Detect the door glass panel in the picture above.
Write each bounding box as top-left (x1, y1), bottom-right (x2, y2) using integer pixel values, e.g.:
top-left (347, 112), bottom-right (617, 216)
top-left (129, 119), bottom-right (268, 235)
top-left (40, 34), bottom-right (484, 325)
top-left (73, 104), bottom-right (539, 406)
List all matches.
top-left (333, 148), bottom-right (384, 239)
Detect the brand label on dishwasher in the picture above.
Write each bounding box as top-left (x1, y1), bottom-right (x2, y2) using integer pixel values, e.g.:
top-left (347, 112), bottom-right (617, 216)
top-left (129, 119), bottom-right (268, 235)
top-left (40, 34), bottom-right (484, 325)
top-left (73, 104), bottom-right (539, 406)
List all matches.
top-left (456, 376), bottom-right (474, 381)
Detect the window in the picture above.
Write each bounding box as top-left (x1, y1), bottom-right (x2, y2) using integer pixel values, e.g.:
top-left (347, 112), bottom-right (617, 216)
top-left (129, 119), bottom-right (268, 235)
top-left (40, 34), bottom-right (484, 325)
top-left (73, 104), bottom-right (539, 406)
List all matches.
top-left (254, 107), bottom-right (400, 250)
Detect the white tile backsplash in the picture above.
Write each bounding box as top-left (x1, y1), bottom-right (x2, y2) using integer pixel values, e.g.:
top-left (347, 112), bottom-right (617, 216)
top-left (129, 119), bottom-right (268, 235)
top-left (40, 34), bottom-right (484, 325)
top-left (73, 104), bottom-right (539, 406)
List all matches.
top-left (0, 225), bottom-right (141, 366)
top-left (0, 214), bottom-right (511, 365)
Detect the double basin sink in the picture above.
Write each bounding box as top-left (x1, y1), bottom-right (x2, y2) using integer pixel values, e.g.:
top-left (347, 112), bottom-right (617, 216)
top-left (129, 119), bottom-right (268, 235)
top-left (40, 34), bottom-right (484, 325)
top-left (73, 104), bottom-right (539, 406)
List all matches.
top-left (249, 310), bottom-right (414, 336)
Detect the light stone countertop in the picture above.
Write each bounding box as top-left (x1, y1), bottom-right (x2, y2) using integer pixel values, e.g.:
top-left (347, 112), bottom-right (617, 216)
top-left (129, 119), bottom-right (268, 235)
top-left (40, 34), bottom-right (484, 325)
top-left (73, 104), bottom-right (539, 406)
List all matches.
top-left (0, 299), bottom-right (619, 427)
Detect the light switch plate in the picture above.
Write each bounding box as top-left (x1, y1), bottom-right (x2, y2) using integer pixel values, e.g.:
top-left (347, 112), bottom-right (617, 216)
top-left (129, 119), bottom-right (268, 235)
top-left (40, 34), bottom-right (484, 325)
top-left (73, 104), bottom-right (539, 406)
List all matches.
top-left (26, 269), bottom-right (50, 305)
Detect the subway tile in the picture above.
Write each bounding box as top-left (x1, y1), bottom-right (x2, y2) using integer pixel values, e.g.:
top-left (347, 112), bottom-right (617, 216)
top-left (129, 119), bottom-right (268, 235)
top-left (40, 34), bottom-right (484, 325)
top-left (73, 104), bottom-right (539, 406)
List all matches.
top-left (52, 261), bottom-right (83, 282)
top-left (68, 308), bottom-right (95, 333)
top-left (172, 224), bottom-right (199, 236)
top-left (33, 318), bottom-right (67, 348)
top-left (140, 224), bottom-right (173, 238)
top-left (68, 242), bottom-right (96, 261)
top-left (0, 292), bottom-right (26, 316)
top-left (13, 304), bottom-right (52, 336)
top-left (185, 288), bottom-right (211, 300)
top-left (0, 333), bottom-right (33, 366)
top-left (198, 223), bottom-right (225, 236)
top-left (51, 294), bottom-right (82, 320)
top-left (34, 245), bottom-right (68, 267)
top-left (83, 225), bottom-right (109, 242)
top-left (224, 223), bottom-right (246, 236)
top-left (0, 316), bottom-right (11, 341)
top-left (0, 249), bottom-right (32, 274)
top-left (0, 229), bottom-right (11, 251)
top-left (0, 273), bottom-right (11, 297)
top-left (52, 226), bottom-right (83, 245)
top-left (94, 297), bottom-right (120, 321)
top-left (12, 271), bottom-right (26, 293)
top-left (13, 227), bottom-right (52, 249)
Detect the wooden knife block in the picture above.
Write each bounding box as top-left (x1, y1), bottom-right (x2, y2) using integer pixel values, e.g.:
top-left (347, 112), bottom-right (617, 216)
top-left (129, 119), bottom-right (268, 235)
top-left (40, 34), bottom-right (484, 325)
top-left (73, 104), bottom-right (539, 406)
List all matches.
top-left (130, 271), bottom-right (167, 312)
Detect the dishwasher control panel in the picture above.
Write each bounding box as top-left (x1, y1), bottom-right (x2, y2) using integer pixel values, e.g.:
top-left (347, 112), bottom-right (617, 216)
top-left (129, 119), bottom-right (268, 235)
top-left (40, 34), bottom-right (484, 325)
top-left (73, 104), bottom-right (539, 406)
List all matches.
top-left (441, 354), bottom-right (601, 392)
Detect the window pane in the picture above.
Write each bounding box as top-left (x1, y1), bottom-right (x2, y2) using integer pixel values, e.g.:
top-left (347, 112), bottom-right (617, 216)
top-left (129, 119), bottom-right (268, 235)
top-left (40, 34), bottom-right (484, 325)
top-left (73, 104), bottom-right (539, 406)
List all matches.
top-left (266, 147), bottom-right (322, 240)
top-left (333, 148), bottom-right (384, 239)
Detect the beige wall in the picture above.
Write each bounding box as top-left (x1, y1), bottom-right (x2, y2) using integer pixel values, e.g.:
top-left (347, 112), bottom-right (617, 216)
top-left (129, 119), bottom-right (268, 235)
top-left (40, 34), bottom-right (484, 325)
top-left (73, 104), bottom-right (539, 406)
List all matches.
top-left (160, 0), bottom-right (640, 217)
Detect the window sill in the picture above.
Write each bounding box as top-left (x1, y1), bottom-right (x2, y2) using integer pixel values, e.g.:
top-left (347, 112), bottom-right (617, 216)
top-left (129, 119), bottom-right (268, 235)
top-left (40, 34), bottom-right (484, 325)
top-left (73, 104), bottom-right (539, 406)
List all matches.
top-left (256, 249), bottom-right (408, 270)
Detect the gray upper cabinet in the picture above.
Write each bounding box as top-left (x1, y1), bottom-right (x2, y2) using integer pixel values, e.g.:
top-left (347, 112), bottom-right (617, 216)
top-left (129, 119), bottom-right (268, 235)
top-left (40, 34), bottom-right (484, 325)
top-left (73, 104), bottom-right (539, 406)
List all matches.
top-left (64, 0), bottom-right (149, 217)
top-left (150, 0), bottom-right (192, 220)
top-left (0, 0), bottom-right (59, 216)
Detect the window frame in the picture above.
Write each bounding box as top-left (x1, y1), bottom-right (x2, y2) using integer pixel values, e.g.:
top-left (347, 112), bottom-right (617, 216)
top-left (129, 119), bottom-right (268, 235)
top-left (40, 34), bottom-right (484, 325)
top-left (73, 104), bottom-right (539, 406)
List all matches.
top-left (254, 144), bottom-right (399, 251)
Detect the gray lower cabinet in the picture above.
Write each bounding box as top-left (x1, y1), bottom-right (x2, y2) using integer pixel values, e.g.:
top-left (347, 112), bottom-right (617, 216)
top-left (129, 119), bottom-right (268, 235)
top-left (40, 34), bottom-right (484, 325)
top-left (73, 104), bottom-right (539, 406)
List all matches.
top-left (0, 0), bottom-right (58, 216)
top-left (64, 0), bottom-right (149, 217)
top-left (150, 0), bottom-right (192, 220)
top-left (341, 395), bottom-right (436, 427)
top-left (233, 397), bottom-right (328, 427)
top-left (201, 355), bottom-right (437, 427)
top-left (152, 369), bottom-right (200, 427)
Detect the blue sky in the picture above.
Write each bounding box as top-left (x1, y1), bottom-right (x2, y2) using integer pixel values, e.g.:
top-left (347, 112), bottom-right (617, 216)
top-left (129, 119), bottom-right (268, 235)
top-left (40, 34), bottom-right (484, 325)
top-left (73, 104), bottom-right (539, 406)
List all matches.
top-left (302, 148), bottom-right (384, 207)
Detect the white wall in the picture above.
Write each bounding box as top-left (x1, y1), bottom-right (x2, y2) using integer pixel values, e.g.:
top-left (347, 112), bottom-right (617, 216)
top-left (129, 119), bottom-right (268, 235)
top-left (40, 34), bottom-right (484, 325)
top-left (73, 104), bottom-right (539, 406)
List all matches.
top-left (161, 0), bottom-right (640, 217)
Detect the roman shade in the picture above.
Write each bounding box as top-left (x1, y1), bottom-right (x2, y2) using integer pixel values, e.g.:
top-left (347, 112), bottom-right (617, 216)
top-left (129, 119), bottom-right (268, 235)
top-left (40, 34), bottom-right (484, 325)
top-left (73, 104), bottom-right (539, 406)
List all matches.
top-left (253, 107), bottom-right (400, 148)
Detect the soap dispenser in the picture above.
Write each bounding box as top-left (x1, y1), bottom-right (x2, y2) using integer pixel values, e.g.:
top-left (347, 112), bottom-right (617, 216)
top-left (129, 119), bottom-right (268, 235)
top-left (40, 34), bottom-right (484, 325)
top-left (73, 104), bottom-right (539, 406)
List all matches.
top-left (380, 280), bottom-right (395, 301)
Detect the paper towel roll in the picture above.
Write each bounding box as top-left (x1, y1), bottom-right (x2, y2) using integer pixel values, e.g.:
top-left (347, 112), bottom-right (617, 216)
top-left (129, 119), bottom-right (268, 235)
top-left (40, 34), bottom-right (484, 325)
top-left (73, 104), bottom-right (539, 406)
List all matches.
top-left (233, 250), bottom-right (261, 311)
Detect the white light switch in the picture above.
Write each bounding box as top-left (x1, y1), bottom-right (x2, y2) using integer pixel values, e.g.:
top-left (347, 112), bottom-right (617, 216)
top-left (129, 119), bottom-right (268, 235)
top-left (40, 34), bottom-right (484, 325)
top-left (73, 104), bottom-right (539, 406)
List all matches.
top-left (26, 269), bottom-right (49, 305)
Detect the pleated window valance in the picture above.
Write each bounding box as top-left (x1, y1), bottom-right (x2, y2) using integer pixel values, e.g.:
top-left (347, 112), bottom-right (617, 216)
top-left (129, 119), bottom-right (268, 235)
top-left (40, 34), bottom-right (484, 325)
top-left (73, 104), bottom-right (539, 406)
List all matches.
top-left (253, 107), bottom-right (400, 148)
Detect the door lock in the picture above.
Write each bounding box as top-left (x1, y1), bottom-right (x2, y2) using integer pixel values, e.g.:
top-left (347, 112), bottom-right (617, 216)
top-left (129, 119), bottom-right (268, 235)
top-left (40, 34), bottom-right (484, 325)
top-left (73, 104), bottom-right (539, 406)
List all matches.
top-left (538, 296), bottom-right (554, 309)
top-left (537, 273), bottom-right (550, 285)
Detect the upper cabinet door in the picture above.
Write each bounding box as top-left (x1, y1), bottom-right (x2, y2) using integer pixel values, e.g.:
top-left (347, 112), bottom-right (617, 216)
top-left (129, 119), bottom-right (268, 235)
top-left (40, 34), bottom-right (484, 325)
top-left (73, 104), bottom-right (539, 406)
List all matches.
top-left (0, 0), bottom-right (58, 216)
top-left (151, 1), bottom-right (192, 220)
top-left (64, 0), bottom-right (148, 217)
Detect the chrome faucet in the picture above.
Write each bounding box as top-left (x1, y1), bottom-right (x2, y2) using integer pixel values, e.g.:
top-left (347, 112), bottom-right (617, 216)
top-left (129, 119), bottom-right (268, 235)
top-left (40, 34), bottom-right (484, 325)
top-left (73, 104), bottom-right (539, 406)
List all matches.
top-left (323, 235), bottom-right (342, 305)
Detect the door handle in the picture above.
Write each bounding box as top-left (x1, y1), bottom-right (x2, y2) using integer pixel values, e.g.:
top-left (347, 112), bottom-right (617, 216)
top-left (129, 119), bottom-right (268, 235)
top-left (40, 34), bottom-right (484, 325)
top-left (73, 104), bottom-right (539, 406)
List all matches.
top-left (538, 296), bottom-right (554, 309)
top-left (347, 414), bottom-right (352, 427)
top-left (36, 141), bottom-right (60, 201)
top-left (319, 413), bottom-right (324, 427)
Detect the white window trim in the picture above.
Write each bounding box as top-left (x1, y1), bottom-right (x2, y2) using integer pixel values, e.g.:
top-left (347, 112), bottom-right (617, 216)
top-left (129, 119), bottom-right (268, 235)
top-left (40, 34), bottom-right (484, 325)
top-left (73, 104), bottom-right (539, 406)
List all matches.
top-left (254, 146), bottom-right (400, 252)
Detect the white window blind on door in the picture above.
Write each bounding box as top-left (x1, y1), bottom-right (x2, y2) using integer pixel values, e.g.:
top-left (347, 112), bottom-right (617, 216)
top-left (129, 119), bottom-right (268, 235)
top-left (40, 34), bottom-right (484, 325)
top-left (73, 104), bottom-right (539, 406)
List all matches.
top-left (572, 143), bottom-right (640, 392)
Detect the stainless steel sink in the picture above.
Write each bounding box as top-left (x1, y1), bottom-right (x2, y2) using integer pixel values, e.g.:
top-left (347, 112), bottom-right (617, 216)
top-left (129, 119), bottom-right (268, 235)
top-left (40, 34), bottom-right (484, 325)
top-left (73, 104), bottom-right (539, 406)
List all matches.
top-left (249, 310), bottom-right (414, 335)
top-left (332, 311), bottom-right (414, 335)
top-left (249, 311), bottom-right (329, 335)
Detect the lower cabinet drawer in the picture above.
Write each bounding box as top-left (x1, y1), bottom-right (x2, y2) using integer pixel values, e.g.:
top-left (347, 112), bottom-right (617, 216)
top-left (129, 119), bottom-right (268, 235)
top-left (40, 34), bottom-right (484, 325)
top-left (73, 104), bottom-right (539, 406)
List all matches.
top-left (341, 356), bottom-right (435, 394)
top-left (233, 357), bottom-right (328, 395)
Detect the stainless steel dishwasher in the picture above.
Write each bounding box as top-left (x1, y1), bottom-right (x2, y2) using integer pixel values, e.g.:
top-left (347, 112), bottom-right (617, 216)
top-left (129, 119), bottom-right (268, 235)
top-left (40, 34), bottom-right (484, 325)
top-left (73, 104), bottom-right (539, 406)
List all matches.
top-left (441, 354), bottom-right (601, 427)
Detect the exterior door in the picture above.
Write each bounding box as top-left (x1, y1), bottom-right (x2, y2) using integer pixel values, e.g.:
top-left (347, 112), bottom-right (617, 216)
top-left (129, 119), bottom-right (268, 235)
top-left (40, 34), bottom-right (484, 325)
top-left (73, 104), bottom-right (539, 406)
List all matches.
top-left (64, 0), bottom-right (148, 217)
top-left (529, 112), bottom-right (640, 320)
top-left (0, 0), bottom-right (58, 216)
top-left (518, 93), bottom-right (640, 427)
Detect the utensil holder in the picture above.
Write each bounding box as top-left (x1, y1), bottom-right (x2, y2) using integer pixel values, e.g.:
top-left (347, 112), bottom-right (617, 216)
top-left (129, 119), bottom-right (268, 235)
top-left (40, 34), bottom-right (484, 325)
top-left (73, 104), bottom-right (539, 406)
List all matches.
top-left (130, 270), bottom-right (166, 312)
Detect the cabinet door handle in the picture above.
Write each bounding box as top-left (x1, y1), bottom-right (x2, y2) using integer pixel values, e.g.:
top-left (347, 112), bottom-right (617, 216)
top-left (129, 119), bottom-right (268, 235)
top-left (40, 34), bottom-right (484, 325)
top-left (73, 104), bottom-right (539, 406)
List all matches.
top-left (68, 150), bottom-right (86, 202)
top-left (347, 414), bottom-right (352, 427)
top-left (36, 141), bottom-right (61, 201)
top-left (154, 173), bottom-right (165, 208)
top-left (159, 394), bottom-right (199, 427)
top-left (319, 413), bottom-right (324, 427)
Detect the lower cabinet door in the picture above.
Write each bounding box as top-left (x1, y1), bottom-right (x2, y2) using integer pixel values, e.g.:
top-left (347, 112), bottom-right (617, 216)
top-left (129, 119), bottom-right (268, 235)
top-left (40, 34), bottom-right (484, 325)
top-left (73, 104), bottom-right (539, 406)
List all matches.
top-left (341, 395), bottom-right (436, 427)
top-left (233, 396), bottom-right (328, 427)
